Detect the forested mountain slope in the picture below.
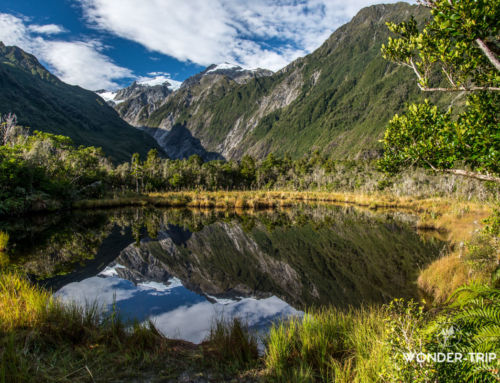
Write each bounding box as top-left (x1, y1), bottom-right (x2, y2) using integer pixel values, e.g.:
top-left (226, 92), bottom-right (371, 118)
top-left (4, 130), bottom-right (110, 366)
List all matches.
top-left (0, 42), bottom-right (163, 163)
top-left (134, 3), bottom-right (444, 160)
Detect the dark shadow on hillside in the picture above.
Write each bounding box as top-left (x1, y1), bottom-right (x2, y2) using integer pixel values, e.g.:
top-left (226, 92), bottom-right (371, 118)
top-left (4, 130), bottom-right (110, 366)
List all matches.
top-left (142, 123), bottom-right (224, 161)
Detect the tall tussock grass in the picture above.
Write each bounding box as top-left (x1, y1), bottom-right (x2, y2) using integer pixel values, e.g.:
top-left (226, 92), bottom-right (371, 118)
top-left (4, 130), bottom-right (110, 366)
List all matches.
top-left (265, 306), bottom-right (388, 382)
top-left (203, 317), bottom-right (259, 371)
top-left (0, 272), bottom-right (169, 382)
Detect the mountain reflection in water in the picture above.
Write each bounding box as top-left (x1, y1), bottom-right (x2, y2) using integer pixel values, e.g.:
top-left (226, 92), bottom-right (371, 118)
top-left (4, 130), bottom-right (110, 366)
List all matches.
top-left (6, 205), bottom-right (443, 343)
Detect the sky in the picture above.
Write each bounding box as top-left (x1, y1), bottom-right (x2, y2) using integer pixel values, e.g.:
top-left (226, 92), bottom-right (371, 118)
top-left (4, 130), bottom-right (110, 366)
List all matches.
top-left (0, 0), bottom-right (407, 91)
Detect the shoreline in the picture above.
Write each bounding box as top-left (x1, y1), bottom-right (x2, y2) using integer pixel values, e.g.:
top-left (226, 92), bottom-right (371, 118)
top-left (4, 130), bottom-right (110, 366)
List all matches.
top-left (1, 191), bottom-right (496, 381)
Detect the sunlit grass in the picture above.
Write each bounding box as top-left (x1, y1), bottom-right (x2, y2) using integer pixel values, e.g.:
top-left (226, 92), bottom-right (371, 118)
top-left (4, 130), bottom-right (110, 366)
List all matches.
top-left (0, 231), bottom-right (8, 252)
top-left (417, 253), bottom-right (471, 304)
top-left (265, 306), bottom-right (388, 382)
top-left (0, 272), bottom-right (189, 382)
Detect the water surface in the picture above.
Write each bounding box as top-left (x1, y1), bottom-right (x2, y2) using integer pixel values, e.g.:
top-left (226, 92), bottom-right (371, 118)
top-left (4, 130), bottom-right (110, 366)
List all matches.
top-left (5, 205), bottom-right (443, 343)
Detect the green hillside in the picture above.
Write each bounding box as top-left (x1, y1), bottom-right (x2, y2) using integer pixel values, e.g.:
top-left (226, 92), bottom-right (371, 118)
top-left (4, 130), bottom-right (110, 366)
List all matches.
top-left (0, 42), bottom-right (163, 163)
top-left (146, 3), bottom-right (448, 160)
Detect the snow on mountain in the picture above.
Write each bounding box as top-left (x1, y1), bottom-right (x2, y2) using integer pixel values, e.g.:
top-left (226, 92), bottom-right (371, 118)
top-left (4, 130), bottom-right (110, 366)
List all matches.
top-left (137, 75), bottom-right (182, 90)
top-left (206, 62), bottom-right (242, 73)
top-left (96, 90), bottom-right (125, 105)
top-left (97, 90), bottom-right (117, 102)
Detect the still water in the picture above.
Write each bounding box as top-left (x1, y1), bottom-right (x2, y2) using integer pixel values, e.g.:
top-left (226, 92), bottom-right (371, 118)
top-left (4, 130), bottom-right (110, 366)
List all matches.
top-left (5, 205), bottom-right (442, 343)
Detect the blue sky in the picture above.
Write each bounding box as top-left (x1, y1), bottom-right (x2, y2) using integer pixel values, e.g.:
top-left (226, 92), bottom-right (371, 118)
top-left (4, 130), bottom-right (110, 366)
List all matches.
top-left (0, 0), bottom-right (406, 91)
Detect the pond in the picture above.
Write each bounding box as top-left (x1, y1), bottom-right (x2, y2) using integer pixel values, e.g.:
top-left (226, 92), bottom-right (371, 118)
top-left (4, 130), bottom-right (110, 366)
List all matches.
top-left (4, 204), bottom-right (443, 343)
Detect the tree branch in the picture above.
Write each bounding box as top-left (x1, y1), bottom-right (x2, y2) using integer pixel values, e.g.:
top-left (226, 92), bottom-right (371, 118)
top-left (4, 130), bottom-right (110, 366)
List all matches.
top-left (417, 84), bottom-right (500, 92)
top-left (443, 169), bottom-right (500, 182)
top-left (409, 58), bottom-right (424, 82)
top-left (424, 161), bottom-right (499, 182)
top-left (476, 38), bottom-right (500, 72)
top-left (442, 67), bottom-right (457, 87)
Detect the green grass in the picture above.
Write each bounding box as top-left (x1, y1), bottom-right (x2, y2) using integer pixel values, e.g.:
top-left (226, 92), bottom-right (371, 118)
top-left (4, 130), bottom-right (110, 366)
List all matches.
top-left (202, 317), bottom-right (259, 372)
top-left (0, 272), bottom-right (264, 382)
top-left (265, 306), bottom-right (388, 382)
top-left (0, 231), bottom-right (8, 252)
top-left (0, 272), bottom-right (178, 382)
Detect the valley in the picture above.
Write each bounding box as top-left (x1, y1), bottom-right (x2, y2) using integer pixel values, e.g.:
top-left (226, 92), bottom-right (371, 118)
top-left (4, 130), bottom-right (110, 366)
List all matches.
top-left (0, 0), bottom-right (498, 382)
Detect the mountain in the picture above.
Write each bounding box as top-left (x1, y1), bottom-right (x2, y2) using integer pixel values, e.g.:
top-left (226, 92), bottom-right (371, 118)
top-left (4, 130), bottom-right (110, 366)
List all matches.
top-left (103, 63), bottom-right (273, 160)
top-left (0, 42), bottom-right (163, 163)
top-left (111, 3), bottom-right (441, 161)
top-left (96, 76), bottom-right (183, 125)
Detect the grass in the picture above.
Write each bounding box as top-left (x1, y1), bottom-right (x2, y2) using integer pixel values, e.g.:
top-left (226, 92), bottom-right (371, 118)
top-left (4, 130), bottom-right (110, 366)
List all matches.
top-left (0, 231), bottom-right (8, 252)
top-left (202, 317), bottom-right (259, 372)
top-left (0, 272), bottom-right (263, 382)
top-left (417, 254), bottom-right (471, 304)
top-left (264, 306), bottom-right (388, 382)
top-left (0, 272), bottom-right (174, 382)
top-left (76, 190), bottom-right (493, 219)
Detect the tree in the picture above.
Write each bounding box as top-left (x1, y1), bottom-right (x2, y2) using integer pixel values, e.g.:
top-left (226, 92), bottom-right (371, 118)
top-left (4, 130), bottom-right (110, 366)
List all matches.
top-left (131, 153), bottom-right (143, 193)
top-left (240, 155), bottom-right (256, 186)
top-left (0, 113), bottom-right (17, 145)
top-left (380, 0), bottom-right (499, 182)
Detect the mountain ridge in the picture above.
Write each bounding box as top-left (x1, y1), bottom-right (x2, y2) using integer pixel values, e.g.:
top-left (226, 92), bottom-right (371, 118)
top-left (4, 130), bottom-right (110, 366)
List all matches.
top-left (106, 2), bottom-right (444, 161)
top-left (0, 42), bottom-right (164, 163)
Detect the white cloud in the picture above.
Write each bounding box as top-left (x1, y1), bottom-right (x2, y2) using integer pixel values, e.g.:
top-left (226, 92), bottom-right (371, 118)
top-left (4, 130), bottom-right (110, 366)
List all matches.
top-left (78, 0), bottom-right (407, 71)
top-left (0, 12), bottom-right (133, 90)
top-left (39, 40), bottom-right (133, 90)
top-left (0, 13), bottom-right (33, 49)
top-left (28, 24), bottom-right (67, 35)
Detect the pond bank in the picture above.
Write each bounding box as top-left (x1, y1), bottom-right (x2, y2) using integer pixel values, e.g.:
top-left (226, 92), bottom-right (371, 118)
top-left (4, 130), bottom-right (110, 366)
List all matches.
top-left (1, 192), bottom-right (496, 382)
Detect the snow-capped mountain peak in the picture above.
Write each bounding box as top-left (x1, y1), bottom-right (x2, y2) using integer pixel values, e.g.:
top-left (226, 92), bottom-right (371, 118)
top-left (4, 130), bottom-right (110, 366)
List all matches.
top-left (96, 90), bottom-right (117, 102)
top-left (205, 62), bottom-right (243, 74)
top-left (137, 75), bottom-right (182, 91)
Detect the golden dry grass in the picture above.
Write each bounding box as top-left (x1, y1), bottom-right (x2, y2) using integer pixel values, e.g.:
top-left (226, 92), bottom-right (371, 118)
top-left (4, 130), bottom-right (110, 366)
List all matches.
top-left (417, 254), bottom-right (471, 304)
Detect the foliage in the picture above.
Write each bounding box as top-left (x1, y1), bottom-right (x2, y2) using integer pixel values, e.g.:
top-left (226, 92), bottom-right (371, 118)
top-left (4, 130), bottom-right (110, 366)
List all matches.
top-left (382, 0), bottom-right (498, 92)
top-left (379, 93), bottom-right (499, 178)
top-left (380, 0), bottom-right (500, 181)
top-left (429, 283), bottom-right (500, 382)
top-left (0, 129), bottom-right (111, 215)
top-left (382, 299), bottom-right (434, 382)
top-left (383, 295), bottom-right (500, 383)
